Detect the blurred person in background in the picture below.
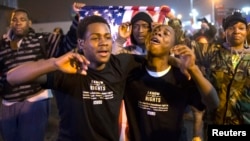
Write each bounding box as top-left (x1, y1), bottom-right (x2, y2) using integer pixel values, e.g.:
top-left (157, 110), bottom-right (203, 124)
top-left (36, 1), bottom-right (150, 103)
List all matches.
top-left (0, 2), bottom-right (84, 141)
top-left (173, 11), bottom-right (250, 141)
top-left (192, 17), bottom-right (217, 44)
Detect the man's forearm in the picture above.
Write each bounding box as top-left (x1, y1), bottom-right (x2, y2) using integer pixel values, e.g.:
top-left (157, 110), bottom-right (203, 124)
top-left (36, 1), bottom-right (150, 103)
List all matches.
top-left (55, 15), bottom-right (79, 57)
top-left (191, 106), bottom-right (204, 138)
top-left (7, 58), bottom-right (57, 86)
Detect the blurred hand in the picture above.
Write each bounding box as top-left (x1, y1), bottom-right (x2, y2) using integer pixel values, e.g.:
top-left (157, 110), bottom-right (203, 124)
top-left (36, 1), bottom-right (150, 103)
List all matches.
top-left (54, 52), bottom-right (90, 75)
top-left (72, 2), bottom-right (86, 14)
top-left (3, 28), bottom-right (13, 41)
top-left (166, 11), bottom-right (175, 19)
top-left (160, 5), bottom-right (175, 19)
top-left (172, 44), bottom-right (196, 70)
top-left (201, 22), bottom-right (209, 30)
top-left (170, 44), bottom-right (197, 80)
top-left (117, 22), bottom-right (132, 40)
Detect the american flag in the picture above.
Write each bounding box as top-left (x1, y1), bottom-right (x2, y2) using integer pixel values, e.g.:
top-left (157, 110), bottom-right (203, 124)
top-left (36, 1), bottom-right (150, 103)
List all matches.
top-left (79, 6), bottom-right (171, 43)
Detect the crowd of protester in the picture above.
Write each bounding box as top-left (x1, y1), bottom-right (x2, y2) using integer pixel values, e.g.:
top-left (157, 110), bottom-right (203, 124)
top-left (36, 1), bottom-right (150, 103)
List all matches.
top-left (0, 2), bottom-right (250, 141)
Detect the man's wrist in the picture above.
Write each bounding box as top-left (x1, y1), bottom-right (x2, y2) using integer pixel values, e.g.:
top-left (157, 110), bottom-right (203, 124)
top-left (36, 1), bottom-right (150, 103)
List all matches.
top-left (187, 65), bottom-right (199, 72)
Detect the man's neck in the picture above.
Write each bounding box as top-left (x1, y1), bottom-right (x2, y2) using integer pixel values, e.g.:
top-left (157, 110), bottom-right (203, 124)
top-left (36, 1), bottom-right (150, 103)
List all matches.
top-left (12, 35), bottom-right (23, 41)
top-left (146, 56), bottom-right (170, 72)
top-left (224, 42), bottom-right (245, 52)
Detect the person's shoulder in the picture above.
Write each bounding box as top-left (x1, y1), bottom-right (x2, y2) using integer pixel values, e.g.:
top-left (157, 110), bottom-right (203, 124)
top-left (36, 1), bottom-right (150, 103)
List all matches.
top-left (243, 47), bottom-right (250, 58)
top-left (34, 32), bottom-right (50, 38)
top-left (28, 28), bottom-right (51, 39)
top-left (111, 53), bottom-right (138, 60)
top-left (113, 53), bottom-right (145, 59)
top-left (110, 54), bottom-right (146, 65)
top-left (26, 29), bottom-right (41, 39)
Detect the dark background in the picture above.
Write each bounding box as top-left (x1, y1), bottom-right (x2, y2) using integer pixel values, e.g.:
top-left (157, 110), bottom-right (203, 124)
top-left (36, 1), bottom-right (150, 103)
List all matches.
top-left (0, 5), bottom-right (13, 36)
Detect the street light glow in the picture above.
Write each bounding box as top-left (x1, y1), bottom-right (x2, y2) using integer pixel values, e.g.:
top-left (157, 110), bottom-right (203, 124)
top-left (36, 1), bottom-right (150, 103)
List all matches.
top-left (242, 7), bottom-right (250, 15)
top-left (177, 14), bottom-right (182, 19)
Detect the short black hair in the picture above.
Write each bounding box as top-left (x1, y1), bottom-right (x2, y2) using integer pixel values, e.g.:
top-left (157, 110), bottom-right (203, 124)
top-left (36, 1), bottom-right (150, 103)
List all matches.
top-left (11, 8), bottom-right (31, 20)
top-left (77, 15), bottom-right (110, 39)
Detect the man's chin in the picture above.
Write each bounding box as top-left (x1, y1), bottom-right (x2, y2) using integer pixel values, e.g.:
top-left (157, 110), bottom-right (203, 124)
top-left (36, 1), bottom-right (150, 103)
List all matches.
top-left (98, 57), bottom-right (110, 63)
top-left (15, 33), bottom-right (25, 37)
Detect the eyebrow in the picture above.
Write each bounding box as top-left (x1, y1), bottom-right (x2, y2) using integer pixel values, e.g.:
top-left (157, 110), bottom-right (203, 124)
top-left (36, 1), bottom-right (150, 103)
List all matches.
top-left (154, 26), bottom-right (172, 32)
top-left (164, 26), bottom-right (174, 31)
top-left (89, 33), bottom-right (111, 36)
top-left (86, 33), bottom-right (111, 38)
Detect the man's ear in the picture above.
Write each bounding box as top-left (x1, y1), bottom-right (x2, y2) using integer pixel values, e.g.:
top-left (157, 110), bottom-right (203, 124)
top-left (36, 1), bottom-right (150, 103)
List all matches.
top-left (28, 20), bottom-right (32, 27)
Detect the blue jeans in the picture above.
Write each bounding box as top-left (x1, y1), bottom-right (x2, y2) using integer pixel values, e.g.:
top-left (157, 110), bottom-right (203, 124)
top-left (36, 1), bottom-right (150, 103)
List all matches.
top-left (0, 99), bottom-right (50, 141)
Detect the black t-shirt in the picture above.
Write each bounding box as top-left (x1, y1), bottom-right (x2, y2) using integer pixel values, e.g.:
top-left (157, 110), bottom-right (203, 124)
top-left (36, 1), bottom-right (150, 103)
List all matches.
top-left (125, 66), bottom-right (205, 141)
top-left (43, 54), bottom-right (145, 141)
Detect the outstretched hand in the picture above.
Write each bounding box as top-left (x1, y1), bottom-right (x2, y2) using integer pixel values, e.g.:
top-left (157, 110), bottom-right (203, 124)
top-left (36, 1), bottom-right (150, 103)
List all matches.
top-left (54, 52), bottom-right (90, 75)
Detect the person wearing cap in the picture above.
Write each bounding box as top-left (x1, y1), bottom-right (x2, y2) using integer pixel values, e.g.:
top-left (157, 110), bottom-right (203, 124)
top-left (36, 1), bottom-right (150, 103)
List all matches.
top-left (112, 5), bottom-right (175, 55)
top-left (173, 11), bottom-right (250, 140)
top-left (2, 18), bottom-right (219, 141)
top-left (112, 11), bottom-right (154, 55)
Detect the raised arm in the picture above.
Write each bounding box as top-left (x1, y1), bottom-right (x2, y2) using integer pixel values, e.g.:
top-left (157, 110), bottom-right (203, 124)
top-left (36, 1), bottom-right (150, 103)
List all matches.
top-left (49, 2), bottom-right (86, 57)
top-left (172, 44), bottom-right (219, 110)
top-left (6, 52), bottom-right (90, 86)
top-left (112, 22), bottom-right (132, 54)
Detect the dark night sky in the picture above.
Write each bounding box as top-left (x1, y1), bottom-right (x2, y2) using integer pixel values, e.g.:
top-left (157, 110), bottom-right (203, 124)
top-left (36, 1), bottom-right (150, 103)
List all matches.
top-left (17, 0), bottom-right (250, 23)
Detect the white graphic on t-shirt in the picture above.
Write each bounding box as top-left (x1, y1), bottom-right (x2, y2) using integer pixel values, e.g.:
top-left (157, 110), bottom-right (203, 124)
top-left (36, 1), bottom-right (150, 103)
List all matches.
top-left (82, 80), bottom-right (114, 105)
top-left (138, 91), bottom-right (168, 116)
